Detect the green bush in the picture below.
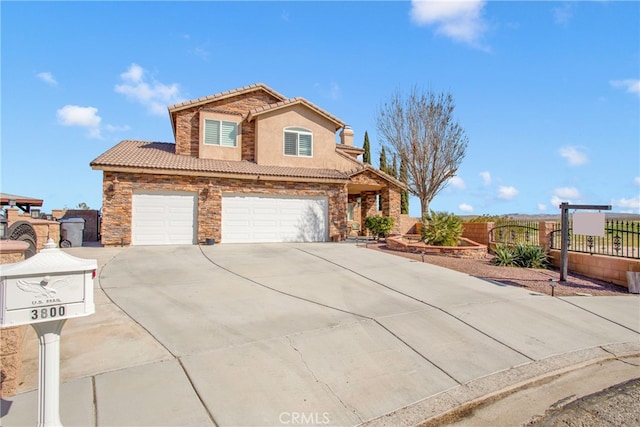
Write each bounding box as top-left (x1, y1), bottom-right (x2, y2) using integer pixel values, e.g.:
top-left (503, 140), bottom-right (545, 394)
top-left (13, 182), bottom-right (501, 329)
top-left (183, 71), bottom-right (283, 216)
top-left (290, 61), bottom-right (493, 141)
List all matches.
top-left (421, 211), bottom-right (463, 246)
top-left (491, 243), bottom-right (549, 268)
top-left (364, 215), bottom-right (395, 240)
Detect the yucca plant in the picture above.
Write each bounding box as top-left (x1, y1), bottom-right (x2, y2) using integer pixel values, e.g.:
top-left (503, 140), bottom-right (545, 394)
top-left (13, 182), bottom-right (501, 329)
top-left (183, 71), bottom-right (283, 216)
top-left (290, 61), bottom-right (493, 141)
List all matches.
top-left (491, 244), bottom-right (515, 266)
top-left (421, 211), bottom-right (463, 246)
top-left (514, 243), bottom-right (549, 268)
top-left (492, 243), bottom-right (549, 268)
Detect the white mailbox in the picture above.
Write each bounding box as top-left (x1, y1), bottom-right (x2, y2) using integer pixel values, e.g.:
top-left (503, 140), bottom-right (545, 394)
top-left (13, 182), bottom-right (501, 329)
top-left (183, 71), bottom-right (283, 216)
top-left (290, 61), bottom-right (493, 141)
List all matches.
top-left (0, 239), bottom-right (96, 327)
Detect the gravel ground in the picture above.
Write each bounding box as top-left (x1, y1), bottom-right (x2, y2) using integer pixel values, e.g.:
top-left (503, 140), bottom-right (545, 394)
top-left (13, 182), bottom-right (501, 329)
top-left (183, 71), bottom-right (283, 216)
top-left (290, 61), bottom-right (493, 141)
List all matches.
top-left (365, 243), bottom-right (631, 297)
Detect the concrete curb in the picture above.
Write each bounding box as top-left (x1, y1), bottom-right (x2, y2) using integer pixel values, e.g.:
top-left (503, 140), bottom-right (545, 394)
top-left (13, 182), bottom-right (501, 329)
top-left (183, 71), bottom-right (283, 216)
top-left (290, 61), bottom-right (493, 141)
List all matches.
top-left (359, 342), bottom-right (640, 426)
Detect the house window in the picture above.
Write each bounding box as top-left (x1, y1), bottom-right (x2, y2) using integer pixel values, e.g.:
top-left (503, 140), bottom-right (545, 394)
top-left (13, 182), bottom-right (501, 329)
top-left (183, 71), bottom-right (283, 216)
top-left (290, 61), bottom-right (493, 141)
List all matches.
top-left (347, 203), bottom-right (355, 221)
top-left (204, 119), bottom-right (238, 147)
top-left (284, 127), bottom-right (312, 157)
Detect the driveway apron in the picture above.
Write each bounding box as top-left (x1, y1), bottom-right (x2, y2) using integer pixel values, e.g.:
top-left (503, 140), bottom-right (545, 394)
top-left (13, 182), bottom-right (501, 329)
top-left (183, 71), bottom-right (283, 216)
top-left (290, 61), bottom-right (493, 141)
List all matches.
top-left (99, 243), bottom-right (640, 426)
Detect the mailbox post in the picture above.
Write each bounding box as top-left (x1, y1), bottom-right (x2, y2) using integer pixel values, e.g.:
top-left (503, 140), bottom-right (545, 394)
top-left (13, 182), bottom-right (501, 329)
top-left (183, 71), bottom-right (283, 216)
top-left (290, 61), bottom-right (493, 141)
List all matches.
top-left (1, 239), bottom-right (96, 427)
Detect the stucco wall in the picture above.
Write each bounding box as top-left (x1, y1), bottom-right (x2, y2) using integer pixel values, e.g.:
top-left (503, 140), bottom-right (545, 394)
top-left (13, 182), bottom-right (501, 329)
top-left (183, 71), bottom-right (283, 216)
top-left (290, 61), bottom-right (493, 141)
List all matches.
top-left (254, 105), bottom-right (341, 169)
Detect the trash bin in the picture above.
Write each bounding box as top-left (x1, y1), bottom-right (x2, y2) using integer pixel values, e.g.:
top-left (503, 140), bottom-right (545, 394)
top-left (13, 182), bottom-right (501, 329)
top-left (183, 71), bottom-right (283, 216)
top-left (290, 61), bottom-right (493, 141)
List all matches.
top-left (626, 272), bottom-right (640, 294)
top-left (59, 218), bottom-right (85, 248)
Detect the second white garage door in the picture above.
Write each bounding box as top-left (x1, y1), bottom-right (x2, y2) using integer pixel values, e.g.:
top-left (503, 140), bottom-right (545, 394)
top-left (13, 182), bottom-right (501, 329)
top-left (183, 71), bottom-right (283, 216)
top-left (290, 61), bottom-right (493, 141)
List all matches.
top-left (222, 195), bottom-right (328, 243)
top-left (132, 192), bottom-right (196, 245)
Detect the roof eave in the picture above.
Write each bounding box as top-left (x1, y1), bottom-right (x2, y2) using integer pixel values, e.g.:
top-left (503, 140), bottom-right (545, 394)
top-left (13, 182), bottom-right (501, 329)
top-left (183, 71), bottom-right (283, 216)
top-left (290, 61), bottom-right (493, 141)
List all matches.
top-left (90, 165), bottom-right (349, 184)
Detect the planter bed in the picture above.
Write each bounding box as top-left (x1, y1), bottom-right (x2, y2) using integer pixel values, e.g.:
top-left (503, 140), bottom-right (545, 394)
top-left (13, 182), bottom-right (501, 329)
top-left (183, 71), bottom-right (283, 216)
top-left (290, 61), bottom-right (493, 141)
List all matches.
top-left (386, 234), bottom-right (487, 259)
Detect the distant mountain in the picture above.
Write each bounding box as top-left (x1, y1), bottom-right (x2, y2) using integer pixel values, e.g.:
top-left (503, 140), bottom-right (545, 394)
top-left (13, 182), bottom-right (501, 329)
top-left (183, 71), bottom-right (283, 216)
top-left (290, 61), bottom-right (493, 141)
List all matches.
top-left (459, 213), bottom-right (640, 221)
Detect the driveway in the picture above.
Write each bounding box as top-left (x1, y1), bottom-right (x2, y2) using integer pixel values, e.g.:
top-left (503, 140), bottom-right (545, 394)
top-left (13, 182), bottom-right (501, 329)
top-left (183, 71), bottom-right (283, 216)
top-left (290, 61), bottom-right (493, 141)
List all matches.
top-left (4, 243), bottom-right (639, 426)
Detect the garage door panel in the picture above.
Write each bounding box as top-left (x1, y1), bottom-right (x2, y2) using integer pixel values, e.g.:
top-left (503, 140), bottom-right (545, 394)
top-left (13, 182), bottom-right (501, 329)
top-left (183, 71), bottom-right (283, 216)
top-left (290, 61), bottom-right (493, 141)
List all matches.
top-left (132, 193), bottom-right (196, 245)
top-left (222, 195), bottom-right (327, 243)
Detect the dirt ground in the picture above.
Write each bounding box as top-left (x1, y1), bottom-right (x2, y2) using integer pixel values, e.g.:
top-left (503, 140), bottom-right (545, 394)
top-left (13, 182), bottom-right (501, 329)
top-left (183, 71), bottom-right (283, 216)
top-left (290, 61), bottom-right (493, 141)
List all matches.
top-left (364, 242), bottom-right (632, 297)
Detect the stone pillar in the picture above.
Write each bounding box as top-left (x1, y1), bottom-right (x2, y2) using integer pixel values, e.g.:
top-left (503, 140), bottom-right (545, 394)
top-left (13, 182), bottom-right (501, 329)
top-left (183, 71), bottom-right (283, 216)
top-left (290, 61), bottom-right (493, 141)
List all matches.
top-left (0, 239), bottom-right (29, 397)
top-left (539, 221), bottom-right (556, 251)
top-left (360, 191), bottom-right (378, 236)
top-left (381, 186), bottom-right (402, 235)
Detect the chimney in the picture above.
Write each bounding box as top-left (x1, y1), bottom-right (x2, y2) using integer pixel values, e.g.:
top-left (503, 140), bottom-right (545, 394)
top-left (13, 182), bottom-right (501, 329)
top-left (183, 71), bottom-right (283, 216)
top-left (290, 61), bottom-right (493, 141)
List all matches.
top-left (340, 125), bottom-right (354, 146)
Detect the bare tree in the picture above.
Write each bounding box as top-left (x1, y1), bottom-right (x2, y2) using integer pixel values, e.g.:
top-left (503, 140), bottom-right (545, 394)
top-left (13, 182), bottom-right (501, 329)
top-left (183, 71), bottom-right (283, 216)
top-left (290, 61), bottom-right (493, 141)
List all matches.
top-left (376, 86), bottom-right (468, 216)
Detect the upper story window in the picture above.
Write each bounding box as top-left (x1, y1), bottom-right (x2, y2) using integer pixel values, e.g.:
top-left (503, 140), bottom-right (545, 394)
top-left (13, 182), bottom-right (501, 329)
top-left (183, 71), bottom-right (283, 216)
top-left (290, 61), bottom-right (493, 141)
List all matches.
top-left (204, 119), bottom-right (238, 147)
top-left (284, 127), bottom-right (312, 157)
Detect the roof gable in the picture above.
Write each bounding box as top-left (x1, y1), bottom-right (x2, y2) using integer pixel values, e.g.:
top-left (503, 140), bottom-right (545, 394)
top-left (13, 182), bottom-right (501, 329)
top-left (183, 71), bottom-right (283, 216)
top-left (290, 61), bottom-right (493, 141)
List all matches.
top-left (247, 97), bottom-right (345, 131)
top-left (168, 82), bottom-right (287, 113)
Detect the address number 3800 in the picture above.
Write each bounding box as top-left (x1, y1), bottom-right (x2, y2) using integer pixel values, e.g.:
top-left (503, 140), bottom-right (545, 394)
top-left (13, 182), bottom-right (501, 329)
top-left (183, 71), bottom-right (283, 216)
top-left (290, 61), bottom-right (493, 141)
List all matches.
top-left (31, 306), bottom-right (66, 320)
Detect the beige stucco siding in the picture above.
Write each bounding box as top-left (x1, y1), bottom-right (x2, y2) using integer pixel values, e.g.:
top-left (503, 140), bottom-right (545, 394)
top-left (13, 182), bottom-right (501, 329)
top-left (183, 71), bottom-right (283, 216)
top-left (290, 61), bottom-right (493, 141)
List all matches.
top-left (255, 105), bottom-right (344, 169)
top-left (198, 110), bottom-right (243, 161)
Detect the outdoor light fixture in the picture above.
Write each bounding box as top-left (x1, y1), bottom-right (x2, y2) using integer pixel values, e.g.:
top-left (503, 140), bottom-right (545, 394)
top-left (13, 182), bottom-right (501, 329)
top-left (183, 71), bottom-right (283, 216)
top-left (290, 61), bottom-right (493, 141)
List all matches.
top-left (107, 176), bottom-right (119, 193)
top-left (31, 208), bottom-right (41, 219)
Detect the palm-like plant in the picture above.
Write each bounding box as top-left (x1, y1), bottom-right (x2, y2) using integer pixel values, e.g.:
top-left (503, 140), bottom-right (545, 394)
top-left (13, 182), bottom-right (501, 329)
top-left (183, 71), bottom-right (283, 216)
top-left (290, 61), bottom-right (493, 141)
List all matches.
top-left (421, 211), bottom-right (463, 246)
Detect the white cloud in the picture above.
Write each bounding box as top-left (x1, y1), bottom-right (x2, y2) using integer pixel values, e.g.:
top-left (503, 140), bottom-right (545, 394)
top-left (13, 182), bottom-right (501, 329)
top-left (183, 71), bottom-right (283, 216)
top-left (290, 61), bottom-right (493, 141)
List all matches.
top-left (37, 71), bottom-right (58, 86)
top-left (459, 203), bottom-right (473, 213)
top-left (537, 203), bottom-right (547, 212)
top-left (559, 146), bottom-right (588, 166)
top-left (57, 105), bottom-right (102, 138)
top-left (612, 196), bottom-right (640, 213)
top-left (610, 79), bottom-right (640, 96)
top-left (497, 185), bottom-right (518, 200)
top-left (448, 175), bottom-right (466, 190)
top-left (550, 186), bottom-right (581, 207)
top-left (115, 63), bottom-right (183, 115)
top-left (410, 0), bottom-right (487, 46)
top-left (479, 171), bottom-right (491, 186)
top-left (634, 177), bottom-right (640, 186)
top-left (554, 186), bottom-right (581, 199)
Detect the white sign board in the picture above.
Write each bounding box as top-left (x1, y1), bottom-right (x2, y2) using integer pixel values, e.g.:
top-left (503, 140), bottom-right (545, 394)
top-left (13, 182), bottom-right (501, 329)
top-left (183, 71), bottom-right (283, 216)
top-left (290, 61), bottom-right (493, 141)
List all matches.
top-left (573, 212), bottom-right (606, 237)
top-left (0, 240), bottom-right (96, 326)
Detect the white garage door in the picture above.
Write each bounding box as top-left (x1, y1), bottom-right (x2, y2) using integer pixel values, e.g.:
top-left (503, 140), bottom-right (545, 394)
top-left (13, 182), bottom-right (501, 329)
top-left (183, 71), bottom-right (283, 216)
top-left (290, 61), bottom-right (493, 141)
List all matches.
top-left (222, 195), bottom-right (328, 243)
top-left (132, 193), bottom-right (196, 245)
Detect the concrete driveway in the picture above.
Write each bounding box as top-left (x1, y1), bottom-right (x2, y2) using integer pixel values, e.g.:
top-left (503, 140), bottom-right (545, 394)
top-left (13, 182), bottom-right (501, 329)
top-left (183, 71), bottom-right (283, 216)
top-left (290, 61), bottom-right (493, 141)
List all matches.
top-left (3, 243), bottom-right (639, 426)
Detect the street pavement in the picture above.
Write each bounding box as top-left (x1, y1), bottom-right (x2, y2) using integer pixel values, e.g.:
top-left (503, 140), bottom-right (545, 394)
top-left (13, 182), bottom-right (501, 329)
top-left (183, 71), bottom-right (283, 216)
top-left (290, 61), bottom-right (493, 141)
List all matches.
top-left (1, 242), bottom-right (639, 426)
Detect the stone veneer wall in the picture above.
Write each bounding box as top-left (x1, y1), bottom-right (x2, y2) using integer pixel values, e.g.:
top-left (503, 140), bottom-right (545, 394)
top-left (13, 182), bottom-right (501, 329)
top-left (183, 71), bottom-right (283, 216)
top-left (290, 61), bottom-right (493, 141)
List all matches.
top-left (0, 240), bottom-right (29, 397)
top-left (101, 171), bottom-right (348, 246)
top-left (174, 92), bottom-right (283, 161)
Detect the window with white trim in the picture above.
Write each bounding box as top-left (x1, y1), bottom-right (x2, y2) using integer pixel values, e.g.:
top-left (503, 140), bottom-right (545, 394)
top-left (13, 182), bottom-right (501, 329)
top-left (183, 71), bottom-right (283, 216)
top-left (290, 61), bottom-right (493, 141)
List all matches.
top-left (284, 127), bottom-right (312, 157)
top-left (204, 119), bottom-right (238, 147)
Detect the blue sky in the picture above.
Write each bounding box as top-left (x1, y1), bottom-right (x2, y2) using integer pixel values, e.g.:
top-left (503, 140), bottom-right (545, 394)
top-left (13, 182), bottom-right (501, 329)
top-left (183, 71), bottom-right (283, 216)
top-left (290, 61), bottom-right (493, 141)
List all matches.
top-left (2, 0), bottom-right (639, 217)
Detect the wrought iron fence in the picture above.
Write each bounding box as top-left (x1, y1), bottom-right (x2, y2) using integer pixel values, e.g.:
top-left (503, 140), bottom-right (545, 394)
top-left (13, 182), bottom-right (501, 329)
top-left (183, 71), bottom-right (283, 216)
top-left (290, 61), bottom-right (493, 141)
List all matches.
top-left (550, 219), bottom-right (640, 259)
top-left (489, 221), bottom-right (540, 246)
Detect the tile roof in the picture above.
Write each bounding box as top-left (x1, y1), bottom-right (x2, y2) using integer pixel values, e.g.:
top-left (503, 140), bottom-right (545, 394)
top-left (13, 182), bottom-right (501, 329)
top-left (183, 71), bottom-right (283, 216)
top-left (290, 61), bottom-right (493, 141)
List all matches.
top-left (167, 83), bottom-right (287, 112)
top-left (90, 140), bottom-right (350, 181)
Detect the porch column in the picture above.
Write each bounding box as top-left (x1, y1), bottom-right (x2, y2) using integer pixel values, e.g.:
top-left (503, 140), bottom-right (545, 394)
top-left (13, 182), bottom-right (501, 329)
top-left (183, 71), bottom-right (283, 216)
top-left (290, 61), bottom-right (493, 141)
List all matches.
top-left (381, 186), bottom-right (402, 235)
top-left (360, 191), bottom-right (377, 235)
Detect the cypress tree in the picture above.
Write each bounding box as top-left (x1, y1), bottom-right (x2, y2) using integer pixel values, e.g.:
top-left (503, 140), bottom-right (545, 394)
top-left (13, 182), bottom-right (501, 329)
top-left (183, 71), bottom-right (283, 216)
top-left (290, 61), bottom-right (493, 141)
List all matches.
top-left (379, 146), bottom-right (387, 173)
top-left (391, 154), bottom-right (398, 178)
top-left (379, 147), bottom-right (388, 211)
top-left (400, 157), bottom-right (409, 215)
top-left (363, 131), bottom-right (371, 164)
